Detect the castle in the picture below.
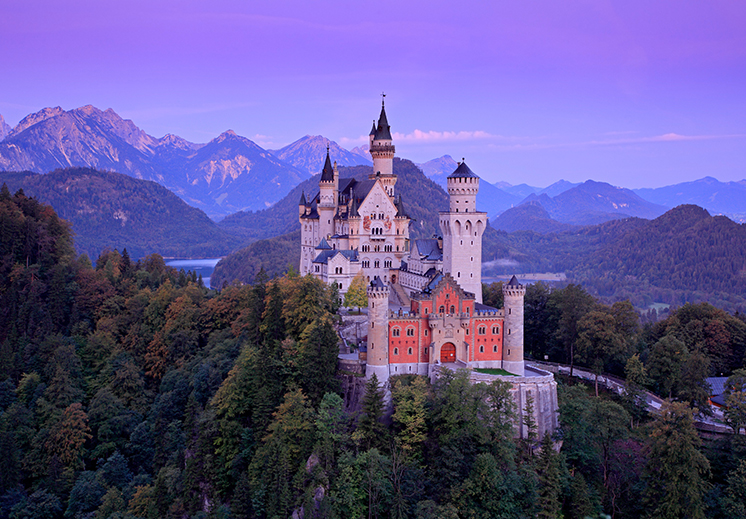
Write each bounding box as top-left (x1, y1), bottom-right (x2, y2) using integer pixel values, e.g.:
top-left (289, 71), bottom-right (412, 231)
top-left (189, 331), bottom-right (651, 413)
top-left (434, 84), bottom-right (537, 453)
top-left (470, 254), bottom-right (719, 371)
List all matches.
top-left (302, 101), bottom-right (558, 438)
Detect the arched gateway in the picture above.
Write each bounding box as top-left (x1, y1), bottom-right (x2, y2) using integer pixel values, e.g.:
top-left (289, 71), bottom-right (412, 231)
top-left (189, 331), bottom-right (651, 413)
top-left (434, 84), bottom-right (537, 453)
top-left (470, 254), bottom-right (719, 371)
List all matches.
top-left (440, 343), bottom-right (456, 363)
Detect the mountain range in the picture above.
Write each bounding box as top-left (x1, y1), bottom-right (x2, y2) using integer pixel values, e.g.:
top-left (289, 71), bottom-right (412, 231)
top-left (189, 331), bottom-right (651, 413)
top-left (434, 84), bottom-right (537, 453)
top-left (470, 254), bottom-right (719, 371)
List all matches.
top-left (0, 105), bottom-right (309, 218)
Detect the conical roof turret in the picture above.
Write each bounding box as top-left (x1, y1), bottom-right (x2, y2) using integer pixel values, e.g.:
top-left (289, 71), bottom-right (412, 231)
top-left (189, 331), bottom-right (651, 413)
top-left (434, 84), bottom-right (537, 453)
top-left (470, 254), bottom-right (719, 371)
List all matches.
top-left (299, 191), bottom-right (307, 205)
top-left (315, 237), bottom-right (332, 250)
top-left (373, 100), bottom-right (393, 141)
top-left (320, 148), bottom-right (334, 181)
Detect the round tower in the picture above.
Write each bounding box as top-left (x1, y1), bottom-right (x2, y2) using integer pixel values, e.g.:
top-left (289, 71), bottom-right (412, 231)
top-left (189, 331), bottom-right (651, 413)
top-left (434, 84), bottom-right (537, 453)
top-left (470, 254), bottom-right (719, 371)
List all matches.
top-left (502, 276), bottom-right (526, 376)
top-left (439, 161), bottom-right (487, 303)
top-left (365, 277), bottom-right (390, 385)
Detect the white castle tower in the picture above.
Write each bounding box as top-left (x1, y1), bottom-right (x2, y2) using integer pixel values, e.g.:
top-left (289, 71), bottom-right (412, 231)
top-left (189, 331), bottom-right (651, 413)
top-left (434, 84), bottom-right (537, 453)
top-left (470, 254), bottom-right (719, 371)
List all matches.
top-left (439, 161), bottom-right (487, 303)
top-left (369, 97), bottom-right (396, 196)
top-left (365, 277), bottom-right (390, 385)
top-left (502, 276), bottom-right (526, 376)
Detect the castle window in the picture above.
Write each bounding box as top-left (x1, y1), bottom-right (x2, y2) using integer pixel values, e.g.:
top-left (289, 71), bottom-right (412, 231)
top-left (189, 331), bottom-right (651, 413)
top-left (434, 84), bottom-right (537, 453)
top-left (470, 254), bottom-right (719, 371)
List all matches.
top-left (392, 328), bottom-right (400, 337)
top-left (384, 260), bottom-right (392, 268)
top-left (406, 328), bottom-right (414, 337)
top-left (374, 260), bottom-right (380, 268)
top-left (424, 347), bottom-right (428, 354)
top-left (384, 245), bottom-right (392, 252)
top-left (408, 347), bottom-right (413, 355)
top-left (315, 266), bottom-right (320, 272)
top-left (493, 345), bottom-right (498, 352)
top-left (362, 260), bottom-right (370, 268)
top-left (492, 326), bottom-right (499, 334)
top-left (479, 345), bottom-right (484, 353)
top-left (478, 326), bottom-right (486, 335)
top-left (439, 306), bottom-right (444, 314)
top-left (450, 305), bottom-right (455, 314)
top-left (394, 348), bottom-right (399, 355)
top-left (424, 329), bottom-right (428, 336)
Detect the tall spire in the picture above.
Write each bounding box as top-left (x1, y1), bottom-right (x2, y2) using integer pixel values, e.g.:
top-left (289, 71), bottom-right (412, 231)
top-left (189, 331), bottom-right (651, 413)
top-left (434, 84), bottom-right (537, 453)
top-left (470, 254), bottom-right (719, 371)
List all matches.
top-left (320, 146), bottom-right (334, 181)
top-left (374, 93), bottom-right (392, 141)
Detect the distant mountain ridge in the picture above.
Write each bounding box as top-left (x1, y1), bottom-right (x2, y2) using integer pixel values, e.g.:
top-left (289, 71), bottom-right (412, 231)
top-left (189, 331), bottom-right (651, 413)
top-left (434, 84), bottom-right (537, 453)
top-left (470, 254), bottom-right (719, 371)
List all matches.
top-left (0, 105), bottom-right (308, 218)
top-left (270, 135), bottom-right (371, 176)
top-left (634, 176), bottom-right (746, 222)
top-left (514, 180), bottom-right (669, 227)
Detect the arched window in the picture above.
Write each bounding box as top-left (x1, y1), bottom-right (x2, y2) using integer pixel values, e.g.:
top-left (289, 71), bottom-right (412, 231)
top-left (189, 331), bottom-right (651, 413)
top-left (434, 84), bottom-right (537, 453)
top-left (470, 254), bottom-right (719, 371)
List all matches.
top-left (492, 325), bottom-right (499, 334)
top-left (392, 328), bottom-right (400, 337)
top-left (493, 345), bottom-right (498, 353)
top-left (439, 306), bottom-right (445, 314)
top-left (478, 326), bottom-right (486, 335)
top-left (406, 328), bottom-right (414, 337)
top-left (393, 348), bottom-right (399, 355)
top-left (479, 345), bottom-right (484, 353)
top-left (407, 347), bottom-right (413, 355)
top-left (450, 305), bottom-right (455, 314)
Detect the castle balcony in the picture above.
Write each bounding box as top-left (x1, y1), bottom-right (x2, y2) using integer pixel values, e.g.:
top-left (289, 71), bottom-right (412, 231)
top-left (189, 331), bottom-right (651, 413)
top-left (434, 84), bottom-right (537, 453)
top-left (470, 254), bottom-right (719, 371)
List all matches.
top-left (370, 144), bottom-right (395, 154)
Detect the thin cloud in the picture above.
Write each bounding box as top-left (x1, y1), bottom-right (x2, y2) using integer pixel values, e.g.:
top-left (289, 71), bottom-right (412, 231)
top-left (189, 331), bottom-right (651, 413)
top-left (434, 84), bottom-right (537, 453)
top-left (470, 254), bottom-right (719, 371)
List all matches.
top-left (392, 129), bottom-right (502, 142)
top-left (340, 129), bottom-right (504, 146)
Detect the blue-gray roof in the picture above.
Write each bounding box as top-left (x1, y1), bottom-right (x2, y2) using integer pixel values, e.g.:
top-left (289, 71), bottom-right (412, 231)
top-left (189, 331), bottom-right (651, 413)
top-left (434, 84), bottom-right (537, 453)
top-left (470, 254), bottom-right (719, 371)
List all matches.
top-left (448, 161), bottom-right (478, 179)
top-left (414, 239), bottom-right (442, 261)
top-left (320, 150), bottom-right (334, 181)
top-left (373, 104), bottom-right (392, 141)
top-left (315, 237), bottom-right (332, 250)
top-left (312, 249), bottom-right (359, 265)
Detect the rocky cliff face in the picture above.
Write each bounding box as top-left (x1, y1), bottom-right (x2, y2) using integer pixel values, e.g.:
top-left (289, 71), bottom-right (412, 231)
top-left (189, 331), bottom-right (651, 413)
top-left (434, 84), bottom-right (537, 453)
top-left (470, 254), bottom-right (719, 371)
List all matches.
top-left (0, 115), bottom-right (12, 140)
top-left (271, 135), bottom-right (371, 176)
top-left (0, 105), bottom-right (308, 218)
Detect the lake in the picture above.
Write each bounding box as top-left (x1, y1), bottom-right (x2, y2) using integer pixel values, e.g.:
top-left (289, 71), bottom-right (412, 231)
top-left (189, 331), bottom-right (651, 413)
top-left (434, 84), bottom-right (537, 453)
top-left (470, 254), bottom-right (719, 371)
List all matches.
top-left (166, 258), bottom-right (222, 288)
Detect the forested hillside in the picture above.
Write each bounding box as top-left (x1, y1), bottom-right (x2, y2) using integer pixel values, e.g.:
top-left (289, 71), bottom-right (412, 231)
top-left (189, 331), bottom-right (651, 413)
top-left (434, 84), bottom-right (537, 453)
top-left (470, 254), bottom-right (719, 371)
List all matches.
top-left (483, 206), bottom-right (746, 311)
top-left (0, 168), bottom-right (235, 259)
top-left (2, 192), bottom-right (746, 518)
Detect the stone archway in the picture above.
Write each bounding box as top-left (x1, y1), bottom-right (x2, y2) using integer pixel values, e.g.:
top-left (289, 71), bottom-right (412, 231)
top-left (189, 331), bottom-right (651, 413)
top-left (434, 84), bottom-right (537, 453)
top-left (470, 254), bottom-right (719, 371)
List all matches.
top-left (440, 342), bottom-right (456, 363)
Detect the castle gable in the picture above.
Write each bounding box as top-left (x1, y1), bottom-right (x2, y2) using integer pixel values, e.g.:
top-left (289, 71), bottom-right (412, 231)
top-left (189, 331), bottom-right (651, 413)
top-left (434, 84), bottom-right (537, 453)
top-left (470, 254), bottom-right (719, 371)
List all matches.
top-left (358, 180), bottom-right (397, 219)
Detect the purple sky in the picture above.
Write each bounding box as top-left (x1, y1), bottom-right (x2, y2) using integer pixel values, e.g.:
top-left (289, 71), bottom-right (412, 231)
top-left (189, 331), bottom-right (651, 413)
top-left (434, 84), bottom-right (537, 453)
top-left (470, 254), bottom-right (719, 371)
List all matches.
top-left (2, 0), bottom-right (745, 188)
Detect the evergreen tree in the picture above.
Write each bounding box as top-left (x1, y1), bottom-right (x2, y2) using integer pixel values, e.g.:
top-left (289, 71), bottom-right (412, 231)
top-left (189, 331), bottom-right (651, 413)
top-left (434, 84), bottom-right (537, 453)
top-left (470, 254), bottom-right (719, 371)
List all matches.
top-left (643, 401), bottom-right (710, 519)
top-left (536, 432), bottom-right (562, 519)
top-left (356, 374), bottom-right (388, 451)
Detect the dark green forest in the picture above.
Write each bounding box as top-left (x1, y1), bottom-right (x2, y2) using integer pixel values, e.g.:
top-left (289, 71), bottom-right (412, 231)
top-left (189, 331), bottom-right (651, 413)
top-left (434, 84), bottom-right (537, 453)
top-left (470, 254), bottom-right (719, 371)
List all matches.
top-left (3, 187), bottom-right (746, 518)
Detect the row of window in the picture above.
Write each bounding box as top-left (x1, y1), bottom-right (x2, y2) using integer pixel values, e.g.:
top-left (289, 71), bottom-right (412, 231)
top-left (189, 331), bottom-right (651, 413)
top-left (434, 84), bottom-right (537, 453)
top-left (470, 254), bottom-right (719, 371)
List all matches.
top-left (477, 325), bottom-right (500, 335)
top-left (392, 327), bottom-right (415, 337)
top-left (361, 244), bottom-right (396, 252)
top-left (391, 345), bottom-right (498, 355)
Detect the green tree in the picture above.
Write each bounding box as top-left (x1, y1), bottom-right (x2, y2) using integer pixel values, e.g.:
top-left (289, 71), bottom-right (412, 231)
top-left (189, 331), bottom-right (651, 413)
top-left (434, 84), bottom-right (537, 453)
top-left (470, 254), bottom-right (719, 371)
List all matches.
top-left (295, 315), bottom-right (341, 407)
top-left (345, 272), bottom-right (368, 313)
top-left (548, 284), bottom-right (596, 376)
top-left (391, 376), bottom-right (428, 461)
top-left (536, 432), bottom-right (562, 519)
top-left (646, 335), bottom-right (687, 398)
top-left (577, 309), bottom-right (627, 396)
top-left (249, 388), bottom-right (317, 519)
top-left (356, 374), bottom-right (388, 451)
top-left (643, 401), bottom-right (710, 519)
top-left (724, 459), bottom-right (746, 519)
top-left (725, 369), bottom-right (746, 435)
top-left (623, 354), bottom-right (649, 426)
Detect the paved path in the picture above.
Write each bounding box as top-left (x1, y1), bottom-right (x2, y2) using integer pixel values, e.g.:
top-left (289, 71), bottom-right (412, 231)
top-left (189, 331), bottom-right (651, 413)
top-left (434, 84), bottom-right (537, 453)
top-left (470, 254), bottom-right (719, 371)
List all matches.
top-left (530, 360), bottom-right (734, 435)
